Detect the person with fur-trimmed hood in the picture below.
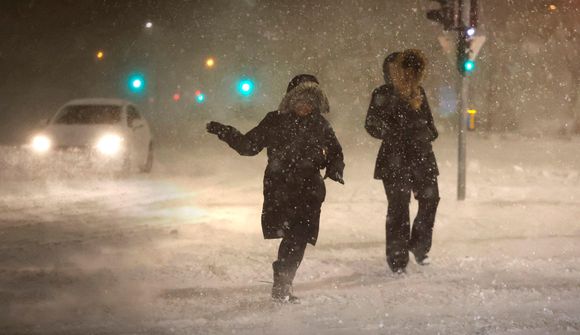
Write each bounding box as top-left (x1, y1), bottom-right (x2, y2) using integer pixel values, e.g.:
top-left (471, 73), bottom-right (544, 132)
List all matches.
top-left (207, 74), bottom-right (345, 303)
top-left (365, 49), bottom-right (440, 274)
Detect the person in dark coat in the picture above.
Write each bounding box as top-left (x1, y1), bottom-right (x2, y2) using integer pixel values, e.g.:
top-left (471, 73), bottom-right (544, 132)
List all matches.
top-left (207, 74), bottom-right (345, 302)
top-left (365, 49), bottom-right (440, 274)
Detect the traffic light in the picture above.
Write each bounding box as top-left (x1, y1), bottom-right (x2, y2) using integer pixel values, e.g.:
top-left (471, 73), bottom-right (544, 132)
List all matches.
top-left (195, 90), bottom-right (205, 103)
top-left (457, 31), bottom-right (473, 75)
top-left (463, 60), bottom-right (475, 72)
top-left (466, 27), bottom-right (476, 37)
top-left (128, 74), bottom-right (146, 93)
top-left (457, 34), bottom-right (475, 76)
top-left (172, 93), bottom-right (181, 102)
top-left (237, 78), bottom-right (255, 97)
top-left (426, 0), bottom-right (458, 31)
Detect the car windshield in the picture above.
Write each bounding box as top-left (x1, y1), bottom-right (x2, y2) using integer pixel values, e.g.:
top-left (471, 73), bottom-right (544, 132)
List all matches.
top-left (55, 105), bottom-right (122, 125)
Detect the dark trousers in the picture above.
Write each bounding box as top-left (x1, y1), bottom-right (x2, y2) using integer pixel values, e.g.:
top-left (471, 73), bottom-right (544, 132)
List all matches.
top-left (382, 175), bottom-right (439, 271)
top-left (273, 234), bottom-right (308, 287)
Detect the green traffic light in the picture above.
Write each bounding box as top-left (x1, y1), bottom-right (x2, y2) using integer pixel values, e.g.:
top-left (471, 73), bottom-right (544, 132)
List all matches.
top-left (464, 60), bottom-right (475, 72)
top-left (132, 79), bottom-right (143, 89)
top-left (237, 78), bottom-right (255, 97)
top-left (128, 74), bottom-right (146, 93)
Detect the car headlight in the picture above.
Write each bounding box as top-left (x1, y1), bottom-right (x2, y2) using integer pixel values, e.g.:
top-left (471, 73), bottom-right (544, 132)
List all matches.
top-left (96, 134), bottom-right (124, 155)
top-left (31, 135), bottom-right (52, 153)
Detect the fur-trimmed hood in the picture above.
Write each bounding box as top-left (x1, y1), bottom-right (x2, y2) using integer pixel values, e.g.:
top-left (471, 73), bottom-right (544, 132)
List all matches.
top-left (278, 81), bottom-right (330, 115)
top-left (390, 49), bottom-right (427, 110)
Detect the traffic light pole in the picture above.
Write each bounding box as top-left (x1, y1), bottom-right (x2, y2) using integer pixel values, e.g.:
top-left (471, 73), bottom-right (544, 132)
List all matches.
top-left (426, 0), bottom-right (478, 200)
top-left (456, 0), bottom-right (470, 201)
top-left (457, 73), bottom-right (468, 200)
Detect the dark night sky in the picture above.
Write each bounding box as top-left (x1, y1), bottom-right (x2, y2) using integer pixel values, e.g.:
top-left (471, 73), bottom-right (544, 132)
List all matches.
top-left (1, 0), bottom-right (434, 144)
top-left (0, 0), bottom-right (270, 143)
top-left (1, 0), bottom-right (578, 144)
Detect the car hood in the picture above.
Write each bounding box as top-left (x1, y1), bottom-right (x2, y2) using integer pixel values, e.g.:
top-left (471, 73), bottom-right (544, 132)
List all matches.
top-left (43, 124), bottom-right (127, 147)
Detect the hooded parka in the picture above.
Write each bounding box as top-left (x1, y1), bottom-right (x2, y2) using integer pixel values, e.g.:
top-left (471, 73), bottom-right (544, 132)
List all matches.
top-left (210, 80), bottom-right (344, 246)
top-left (365, 53), bottom-right (439, 186)
top-left (365, 50), bottom-right (440, 272)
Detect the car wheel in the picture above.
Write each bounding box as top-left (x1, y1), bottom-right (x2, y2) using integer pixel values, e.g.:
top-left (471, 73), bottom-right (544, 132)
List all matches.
top-left (140, 142), bottom-right (153, 173)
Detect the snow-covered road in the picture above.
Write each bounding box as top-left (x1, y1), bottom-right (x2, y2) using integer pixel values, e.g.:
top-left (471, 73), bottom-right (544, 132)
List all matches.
top-left (1, 133), bottom-right (579, 334)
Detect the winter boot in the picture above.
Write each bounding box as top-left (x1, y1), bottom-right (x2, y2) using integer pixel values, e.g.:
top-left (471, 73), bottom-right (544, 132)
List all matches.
top-left (414, 254), bottom-right (430, 265)
top-left (410, 249), bottom-right (430, 266)
top-left (271, 261), bottom-right (300, 304)
top-left (387, 265), bottom-right (407, 275)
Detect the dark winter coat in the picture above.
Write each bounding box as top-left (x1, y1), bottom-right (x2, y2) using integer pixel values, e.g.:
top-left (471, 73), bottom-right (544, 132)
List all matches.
top-left (365, 84), bottom-right (439, 184)
top-left (214, 83), bottom-right (344, 245)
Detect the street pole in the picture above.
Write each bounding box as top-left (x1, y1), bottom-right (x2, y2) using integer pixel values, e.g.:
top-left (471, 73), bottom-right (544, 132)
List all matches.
top-left (426, 0), bottom-right (480, 200)
top-left (457, 74), bottom-right (468, 200)
top-left (456, 0), bottom-right (471, 201)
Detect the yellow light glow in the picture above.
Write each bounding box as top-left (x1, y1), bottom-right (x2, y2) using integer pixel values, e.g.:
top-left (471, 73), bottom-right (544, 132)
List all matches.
top-left (468, 109), bottom-right (477, 115)
top-left (96, 134), bottom-right (124, 156)
top-left (205, 57), bottom-right (215, 68)
top-left (32, 135), bottom-right (51, 153)
top-left (97, 51), bottom-right (104, 59)
top-left (548, 4), bottom-right (557, 11)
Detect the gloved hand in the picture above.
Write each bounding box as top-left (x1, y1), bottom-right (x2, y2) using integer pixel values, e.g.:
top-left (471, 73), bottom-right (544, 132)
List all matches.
top-left (324, 169), bottom-right (345, 185)
top-left (206, 121), bottom-right (226, 137)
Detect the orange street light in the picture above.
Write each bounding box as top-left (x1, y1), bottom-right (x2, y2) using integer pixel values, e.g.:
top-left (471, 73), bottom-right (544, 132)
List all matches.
top-left (205, 57), bottom-right (215, 68)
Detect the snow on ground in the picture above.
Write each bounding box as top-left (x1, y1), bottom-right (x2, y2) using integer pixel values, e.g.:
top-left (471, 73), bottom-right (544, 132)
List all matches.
top-left (1, 132), bottom-right (579, 335)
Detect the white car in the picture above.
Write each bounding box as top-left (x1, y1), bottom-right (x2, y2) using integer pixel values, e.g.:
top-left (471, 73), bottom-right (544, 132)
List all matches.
top-left (30, 98), bottom-right (154, 173)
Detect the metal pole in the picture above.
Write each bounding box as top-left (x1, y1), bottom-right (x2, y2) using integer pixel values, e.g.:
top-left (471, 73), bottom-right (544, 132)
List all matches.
top-left (457, 75), bottom-right (468, 200)
top-left (456, 0), bottom-right (470, 201)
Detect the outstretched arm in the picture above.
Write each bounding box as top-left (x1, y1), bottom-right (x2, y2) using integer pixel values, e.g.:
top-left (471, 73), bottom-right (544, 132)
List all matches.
top-left (207, 114), bottom-right (271, 156)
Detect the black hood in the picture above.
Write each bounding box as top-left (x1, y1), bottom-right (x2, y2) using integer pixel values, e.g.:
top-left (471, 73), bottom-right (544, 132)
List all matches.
top-left (286, 74), bottom-right (319, 93)
top-left (279, 81), bottom-right (329, 115)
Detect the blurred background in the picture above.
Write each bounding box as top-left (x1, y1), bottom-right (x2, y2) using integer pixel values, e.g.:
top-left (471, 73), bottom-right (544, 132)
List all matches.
top-left (0, 0), bottom-right (578, 145)
top-left (1, 2), bottom-right (580, 333)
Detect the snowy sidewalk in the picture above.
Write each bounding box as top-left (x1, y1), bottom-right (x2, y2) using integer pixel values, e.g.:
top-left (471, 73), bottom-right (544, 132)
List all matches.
top-left (1, 134), bottom-right (579, 334)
